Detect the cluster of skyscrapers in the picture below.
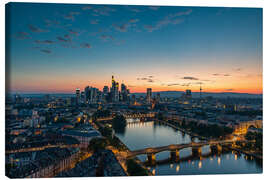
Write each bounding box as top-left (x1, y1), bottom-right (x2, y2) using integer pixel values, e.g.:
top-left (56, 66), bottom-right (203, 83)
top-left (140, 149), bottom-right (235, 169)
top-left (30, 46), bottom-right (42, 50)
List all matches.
top-left (75, 76), bottom-right (131, 104)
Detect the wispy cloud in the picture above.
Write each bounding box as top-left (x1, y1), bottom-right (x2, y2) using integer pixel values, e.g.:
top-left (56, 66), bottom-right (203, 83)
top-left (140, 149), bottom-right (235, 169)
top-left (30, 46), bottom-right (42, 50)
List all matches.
top-left (80, 43), bottom-right (91, 48)
top-left (224, 88), bottom-right (234, 91)
top-left (64, 12), bottom-right (80, 21)
top-left (40, 49), bottom-right (51, 54)
top-left (112, 18), bottom-right (140, 33)
top-left (68, 29), bottom-right (79, 36)
top-left (44, 19), bottom-right (60, 27)
top-left (113, 23), bottom-right (130, 32)
top-left (57, 35), bottom-right (71, 43)
top-left (182, 76), bottom-right (199, 80)
top-left (82, 6), bottom-right (92, 10)
top-left (167, 83), bottom-right (180, 86)
top-left (90, 20), bottom-right (99, 24)
top-left (92, 6), bottom-right (116, 16)
top-left (212, 73), bottom-right (231, 77)
top-left (144, 9), bottom-right (192, 32)
top-left (129, 19), bottom-right (139, 23)
top-left (137, 76), bottom-right (155, 83)
top-left (34, 40), bottom-right (54, 44)
top-left (100, 35), bottom-right (114, 41)
top-left (28, 24), bottom-right (48, 33)
top-left (14, 32), bottom-right (31, 40)
top-left (181, 83), bottom-right (191, 87)
top-left (127, 7), bottom-right (142, 13)
top-left (233, 68), bottom-right (242, 72)
top-left (149, 6), bottom-right (160, 11)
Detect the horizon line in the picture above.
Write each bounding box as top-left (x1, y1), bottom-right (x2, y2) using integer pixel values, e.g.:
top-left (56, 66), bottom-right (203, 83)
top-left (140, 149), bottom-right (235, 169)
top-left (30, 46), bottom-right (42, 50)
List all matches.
top-left (7, 90), bottom-right (263, 95)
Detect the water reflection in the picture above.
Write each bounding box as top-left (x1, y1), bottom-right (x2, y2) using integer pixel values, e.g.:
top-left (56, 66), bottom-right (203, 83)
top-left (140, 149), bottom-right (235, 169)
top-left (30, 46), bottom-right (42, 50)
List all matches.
top-left (176, 165), bottom-right (180, 172)
top-left (217, 157), bottom-right (221, 165)
top-left (198, 161), bottom-right (202, 169)
top-left (115, 120), bottom-right (262, 175)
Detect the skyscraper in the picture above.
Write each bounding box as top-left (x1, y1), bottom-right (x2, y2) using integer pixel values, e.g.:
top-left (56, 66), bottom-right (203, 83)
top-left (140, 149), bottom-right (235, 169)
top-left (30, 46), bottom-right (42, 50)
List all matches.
top-left (85, 86), bottom-right (90, 103)
top-left (185, 89), bottom-right (192, 99)
top-left (103, 86), bottom-right (109, 94)
top-left (147, 88), bottom-right (152, 104)
top-left (111, 76), bottom-right (119, 102)
top-left (76, 88), bottom-right (80, 104)
top-left (156, 93), bottom-right (161, 103)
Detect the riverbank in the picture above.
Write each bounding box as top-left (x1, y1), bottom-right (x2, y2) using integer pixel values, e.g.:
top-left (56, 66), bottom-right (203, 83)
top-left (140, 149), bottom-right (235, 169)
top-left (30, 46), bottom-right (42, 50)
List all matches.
top-left (92, 121), bottom-right (152, 176)
top-left (154, 119), bottom-right (262, 160)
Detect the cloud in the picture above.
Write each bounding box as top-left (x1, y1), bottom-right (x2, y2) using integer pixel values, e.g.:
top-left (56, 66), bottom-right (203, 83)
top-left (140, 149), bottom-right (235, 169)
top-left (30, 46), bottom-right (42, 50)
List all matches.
top-left (137, 76), bottom-right (155, 83)
top-left (149, 6), bottom-right (160, 11)
top-left (115, 40), bottom-right (125, 45)
top-left (40, 49), bottom-right (51, 54)
top-left (100, 35), bottom-right (114, 41)
top-left (34, 40), bottom-right (54, 44)
top-left (68, 29), bottom-right (79, 36)
top-left (233, 68), bottom-right (242, 72)
top-left (167, 83), bottom-right (180, 86)
top-left (14, 32), bottom-right (31, 40)
top-left (64, 12), bottom-right (80, 21)
top-left (127, 7), bottom-right (142, 13)
top-left (129, 19), bottom-right (139, 23)
top-left (224, 89), bottom-right (234, 91)
top-left (80, 43), bottom-right (91, 48)
top-left (212, 73), bottom-right (231, 77)
top-left (28, 24), bottom-right (48, 33)
top-left (144, 9), bottom-right (192, 32)
top-left (82, 6), bottom-right (92, 10)
top-left (90, 20), bottom-right (99, 24)
top-left (181, 83), bottom-right (191, 87)
top-left (57, 36), bottom-right (71, 43)
top-left (44, 19), bottom-right (60, 27)
top-left (113, 23), bottom-right (130, 32)
top-left (92, 6), bottom-right (116, 16)
top-left (182, 76), bottom-right (199, 80)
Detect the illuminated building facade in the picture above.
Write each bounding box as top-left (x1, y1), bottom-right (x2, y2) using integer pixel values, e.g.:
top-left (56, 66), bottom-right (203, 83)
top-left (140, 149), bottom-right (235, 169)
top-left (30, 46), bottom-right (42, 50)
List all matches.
top-left (147, 88), bottom-right (152, 104)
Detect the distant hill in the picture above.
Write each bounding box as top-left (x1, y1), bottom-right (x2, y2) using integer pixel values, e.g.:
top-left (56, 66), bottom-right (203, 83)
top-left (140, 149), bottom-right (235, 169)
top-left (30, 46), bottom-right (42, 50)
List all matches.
top-left (7, 91), bottom-right (262, 99)
top-left (131, 91), bottom-right (262, 99)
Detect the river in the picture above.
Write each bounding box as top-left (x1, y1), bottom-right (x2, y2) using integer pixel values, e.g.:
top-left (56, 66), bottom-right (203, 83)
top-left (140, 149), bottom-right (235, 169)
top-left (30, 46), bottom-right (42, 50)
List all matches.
top-left (114, 120), bottom-right (262, 175)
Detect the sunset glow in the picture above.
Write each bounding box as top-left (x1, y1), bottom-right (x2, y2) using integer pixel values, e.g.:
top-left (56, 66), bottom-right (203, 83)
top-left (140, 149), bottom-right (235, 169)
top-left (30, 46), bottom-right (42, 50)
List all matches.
top-left (6, 4), bottom-right (262, 94)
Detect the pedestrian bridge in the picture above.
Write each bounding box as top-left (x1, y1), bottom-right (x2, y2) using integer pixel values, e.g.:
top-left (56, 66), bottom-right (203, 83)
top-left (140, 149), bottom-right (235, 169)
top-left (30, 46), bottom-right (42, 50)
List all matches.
top-left (96, 112), bottom-right (156, 121)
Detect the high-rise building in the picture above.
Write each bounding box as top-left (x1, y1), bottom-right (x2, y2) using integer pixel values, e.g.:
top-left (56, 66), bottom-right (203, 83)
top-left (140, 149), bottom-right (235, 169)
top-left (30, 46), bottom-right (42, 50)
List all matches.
top-left (185, 89), bottom-right (192, 99)
top-left (85, 86), bottom-right (90, 103)
top-left (147, 88), bottom-right (152, 103)
top-left (76, 88), bottom-right (80, 104)
top-left (156, 93), bottom-right (161, 103)
top-left (103, 86), bottom-right (109, 94)
top-left (111, 76), bottom-right (119, 102)
top-left (81, 91), bottom-right (85, 103)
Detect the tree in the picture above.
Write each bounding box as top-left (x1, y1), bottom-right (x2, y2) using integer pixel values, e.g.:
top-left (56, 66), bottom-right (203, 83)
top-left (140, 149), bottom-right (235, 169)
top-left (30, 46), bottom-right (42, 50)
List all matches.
top-left (88, 138), bottom-right (108, 153)
top-left (100, 126), bottom-right (113, 138)
top-left (126, 159), bottom-right (148, 176)
top-left (112, 115), bottom-right (126, 134)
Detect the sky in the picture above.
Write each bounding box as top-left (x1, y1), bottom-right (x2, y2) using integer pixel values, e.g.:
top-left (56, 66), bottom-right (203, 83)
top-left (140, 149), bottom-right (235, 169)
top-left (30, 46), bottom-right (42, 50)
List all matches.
top-left (6, 3), bottom-right (262, 94)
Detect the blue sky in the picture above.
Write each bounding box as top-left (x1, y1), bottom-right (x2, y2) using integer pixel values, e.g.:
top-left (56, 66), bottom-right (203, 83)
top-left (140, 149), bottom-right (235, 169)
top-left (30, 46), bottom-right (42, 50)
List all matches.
top-left (6, 3), bottom-right (262, 93)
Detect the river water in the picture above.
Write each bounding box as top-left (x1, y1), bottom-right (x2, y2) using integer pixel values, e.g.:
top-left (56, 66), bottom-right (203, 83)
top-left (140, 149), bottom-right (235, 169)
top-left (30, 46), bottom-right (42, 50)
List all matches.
top-left (115, 120), bottom-right (262, 175)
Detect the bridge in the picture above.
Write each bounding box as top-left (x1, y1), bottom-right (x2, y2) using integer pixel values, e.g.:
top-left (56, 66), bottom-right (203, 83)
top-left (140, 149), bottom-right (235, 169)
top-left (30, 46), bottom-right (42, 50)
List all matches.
top-left (123, 112), bottom-right (156, 119)
top-left (126, 139), bottom-right (248, 164)
top-left (96, 112), bottom-right (156, 122)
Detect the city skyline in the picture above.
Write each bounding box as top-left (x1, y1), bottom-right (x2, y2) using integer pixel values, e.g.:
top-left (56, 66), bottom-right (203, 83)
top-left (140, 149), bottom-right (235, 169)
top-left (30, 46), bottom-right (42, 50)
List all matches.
top-left (6, 3), bottom-right (262, 94)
